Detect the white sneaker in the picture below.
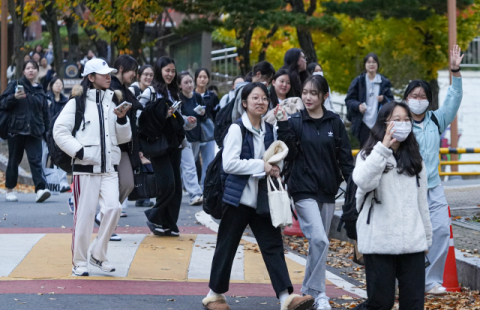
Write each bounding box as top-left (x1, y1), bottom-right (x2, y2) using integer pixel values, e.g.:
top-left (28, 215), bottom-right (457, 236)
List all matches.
top-left (72, 266), bottom-right (89, 276)
top-left (189, 195), bottom-right (203, 206)
top-left (426, 285), bottom-right (447, 295)
top-left (90, 255), bottom-right (116, 272)
top-left (315, 292), bottom-right (331, 310)
top-left (5, 192), bottom-right (18, 202)
top-left (35, 189), bottom-right (51, 203)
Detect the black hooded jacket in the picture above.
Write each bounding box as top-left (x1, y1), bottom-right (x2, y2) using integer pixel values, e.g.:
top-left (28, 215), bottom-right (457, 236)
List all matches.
top-left (110, 75), bottom-right (143, 169)
top-left (0, 76), bottom-right (49, 138)
top-left (277, 108), bottom-right (354, 203)
top-left (46, 91), bottom-right (69, 119)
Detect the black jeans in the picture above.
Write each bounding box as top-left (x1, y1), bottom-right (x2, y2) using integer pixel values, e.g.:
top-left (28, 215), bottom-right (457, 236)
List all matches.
top-left (144, 148), bottom-right (182, 233)
top-left (6, 134), bottom-right (46, 192)
top-left (358, 122), bottom-right (371, 148)
top-left (354, 252), bottom-right (425, 310)
top-left (209, 204), bottom-right (293, 298)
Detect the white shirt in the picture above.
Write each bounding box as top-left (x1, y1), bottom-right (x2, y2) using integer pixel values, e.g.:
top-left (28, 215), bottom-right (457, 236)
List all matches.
top-left (362, 74), bottom-right (381, 129)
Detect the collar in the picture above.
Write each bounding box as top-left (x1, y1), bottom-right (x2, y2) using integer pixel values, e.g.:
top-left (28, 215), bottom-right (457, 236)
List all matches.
top-left (241, 112), bottom-right (264, 135)
top-left (87, 88), bottom-right (113, 104)
top-left (301, 105), bottom-right (335, 122)
top-left (365, 73), bottom-right (382, 84)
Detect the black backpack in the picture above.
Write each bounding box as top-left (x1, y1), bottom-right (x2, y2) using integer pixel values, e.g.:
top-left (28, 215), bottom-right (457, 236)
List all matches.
top-left (45, 96), bottom-right (84, 173)
top-left (203, 120), bottom-right (246, 219)
top-left (214, 86), bottom-right (243, 147)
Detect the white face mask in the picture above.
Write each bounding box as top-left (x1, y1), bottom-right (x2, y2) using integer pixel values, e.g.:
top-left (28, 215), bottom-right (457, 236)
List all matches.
top-left (389, 121), bottom-right (412, 142)
top-left (313, 72), bottom-right (324, 76)
top-left (408, 99), bottom-right (429, 115)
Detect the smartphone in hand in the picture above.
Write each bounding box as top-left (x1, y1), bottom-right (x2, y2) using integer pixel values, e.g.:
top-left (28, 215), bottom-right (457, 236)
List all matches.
top-left (15, 85), bottom-right (24, 93)
top-left (115, 101), bottom-right (132, 113)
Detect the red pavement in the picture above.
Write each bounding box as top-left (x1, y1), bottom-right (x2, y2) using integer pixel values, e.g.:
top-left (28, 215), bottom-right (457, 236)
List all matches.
top-left (0, 280), bottom-right (358, 298)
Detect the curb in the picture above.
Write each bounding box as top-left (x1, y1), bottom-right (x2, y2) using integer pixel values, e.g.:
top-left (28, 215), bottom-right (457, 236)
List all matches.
top-left (331, 212), bottom-right (480, 291)
top-left (0, 154), bottom-right (34, 186)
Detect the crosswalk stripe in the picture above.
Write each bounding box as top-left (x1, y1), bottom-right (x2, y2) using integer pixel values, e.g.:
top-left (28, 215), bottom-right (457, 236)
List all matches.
top-left (0, 234), bottom-right (46, 277)
top-left (187, 234), bottom-right (244, 280)
top-left (9, 234), bottom-right (72, 279)
top-left (87, 234), bottom-right (146, 278)
top-left (128, 234), bottom-right (196, 281)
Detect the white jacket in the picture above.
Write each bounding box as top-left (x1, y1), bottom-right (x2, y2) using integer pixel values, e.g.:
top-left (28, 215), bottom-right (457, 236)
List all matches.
top-left (53, 88), bottom-right (132, 174)
top-left (353, 142), bottom-right (432, 255)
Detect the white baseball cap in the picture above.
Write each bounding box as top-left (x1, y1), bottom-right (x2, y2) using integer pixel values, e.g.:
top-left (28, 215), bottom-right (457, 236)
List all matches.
top-left (82, 58), bottom-right (118, 77)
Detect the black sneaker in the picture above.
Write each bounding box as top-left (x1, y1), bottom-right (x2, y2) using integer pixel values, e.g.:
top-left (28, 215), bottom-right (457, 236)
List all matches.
top-left (94, 213), bottom-right (101, 226)
top-left (146, 220), bottom-right (170, 236)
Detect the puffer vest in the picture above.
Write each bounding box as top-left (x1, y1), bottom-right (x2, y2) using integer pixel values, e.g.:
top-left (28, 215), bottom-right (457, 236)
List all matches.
top-left (222, 119), bottom-right (274, 207)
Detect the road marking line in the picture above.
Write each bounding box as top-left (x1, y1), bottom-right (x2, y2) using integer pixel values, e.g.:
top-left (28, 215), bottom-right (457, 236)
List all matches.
top-left (87, 234), bottom-right (146, 278)
top-left (188, 234), bottom-right (244, 280)
top-left (0, 234), bottom-right (46, 277)
top-left (196, 210), bottom-right (367, 298)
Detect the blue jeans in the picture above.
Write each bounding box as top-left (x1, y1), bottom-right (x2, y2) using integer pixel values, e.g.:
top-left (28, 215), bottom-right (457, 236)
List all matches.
top-left (191, 140), bottom-right (216, 189)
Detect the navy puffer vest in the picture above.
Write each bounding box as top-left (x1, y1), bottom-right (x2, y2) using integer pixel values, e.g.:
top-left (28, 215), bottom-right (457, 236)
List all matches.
top-left (222, 119), bottom-right (274, 208)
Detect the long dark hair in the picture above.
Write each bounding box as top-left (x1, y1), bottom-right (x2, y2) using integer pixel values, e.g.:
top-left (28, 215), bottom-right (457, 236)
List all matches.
top-left (247, 61), bottom-right (275, 83)
top-left (48, 76), bottom-right (64, 91)
top-left (361, 101), bottom-right (423, 177)
top-left (195, 67), bottom-right (210, 87)
top-left (153, 56), bottom-right (179, 101)
top-left (269, 68), bottom-right (294, 108)
top-left (403, 79), bottom-right (433, 111)
top-left (283, 48), bottom-right (310, 97)
top-left (113, 55), bottom-right (138, 80)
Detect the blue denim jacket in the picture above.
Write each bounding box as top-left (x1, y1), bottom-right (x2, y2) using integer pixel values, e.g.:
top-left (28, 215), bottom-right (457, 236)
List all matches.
top-left (413, 77), bottom-right (462, 189)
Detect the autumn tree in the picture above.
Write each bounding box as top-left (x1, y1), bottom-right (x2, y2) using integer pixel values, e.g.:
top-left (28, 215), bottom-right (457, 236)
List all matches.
top-left (322, 0), bottom-right (479, 108)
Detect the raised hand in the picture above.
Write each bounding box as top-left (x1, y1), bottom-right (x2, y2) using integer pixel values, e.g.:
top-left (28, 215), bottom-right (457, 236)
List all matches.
top-left (450, 44), bottom-right (464, 70)
top-left (383, 121), bottom-right (397, 148)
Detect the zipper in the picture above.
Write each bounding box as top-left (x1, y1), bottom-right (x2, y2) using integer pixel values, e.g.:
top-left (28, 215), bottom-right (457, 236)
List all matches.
top-left (96, 90), bottom-right (107, 173)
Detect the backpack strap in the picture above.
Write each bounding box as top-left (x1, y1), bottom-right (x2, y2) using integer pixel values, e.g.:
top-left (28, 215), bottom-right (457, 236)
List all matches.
top-left (430, 113), bottom-right (441, 135)
top-left (73, 96), bottom-right (84, 135)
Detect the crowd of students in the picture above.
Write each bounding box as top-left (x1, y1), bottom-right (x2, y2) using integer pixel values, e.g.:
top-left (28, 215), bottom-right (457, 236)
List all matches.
top-left (0, 44), bottom-right (465, 310)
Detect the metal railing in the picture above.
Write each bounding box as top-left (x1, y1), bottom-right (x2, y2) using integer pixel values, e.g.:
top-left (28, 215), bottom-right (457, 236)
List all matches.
top-left (351, 148), bottom-right (480, 176)
top-left (211, 47), bottom-right (240, 86)
top-left (461, 37), bottom-right (480, 68)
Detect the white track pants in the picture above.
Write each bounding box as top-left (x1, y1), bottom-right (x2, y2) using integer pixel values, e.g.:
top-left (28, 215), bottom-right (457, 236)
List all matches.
top-left (72, 172), bottom-right (121, 267)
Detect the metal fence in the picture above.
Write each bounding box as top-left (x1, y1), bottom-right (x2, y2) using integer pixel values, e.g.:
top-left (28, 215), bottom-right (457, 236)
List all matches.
top-left (461, 37), bottom-right (480, 68)
top-left (211, 47), bottom-right (240, 93)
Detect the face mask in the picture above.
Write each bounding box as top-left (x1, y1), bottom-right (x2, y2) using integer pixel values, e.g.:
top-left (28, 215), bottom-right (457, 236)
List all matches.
top-left (408, 99), bottom-right (429, 115)
top-left (389, 121), bottom-right (412, 142)
top-left (313, 72), bottom-right (324, 76)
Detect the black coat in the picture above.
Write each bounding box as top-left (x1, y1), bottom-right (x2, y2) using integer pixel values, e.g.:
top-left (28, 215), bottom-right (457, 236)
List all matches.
top-left (46, 91), bottom-right (69, 119)
top-left (345, 73), bottom-right (394, 139)
top-left (138, 97), bottom-right (185, 153)
top-left (110, 76), bottom-right (143, 169)
top-left (277, 108), bottom-right (354, 203)
top-left (0, 76), bottom-right (49, 138)
top-left (198, 90), bottom-right (219, 120)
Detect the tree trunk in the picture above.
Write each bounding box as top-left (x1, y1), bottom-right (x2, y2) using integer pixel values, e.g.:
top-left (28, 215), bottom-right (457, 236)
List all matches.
top-left (258, 25), bottom-right (278, 62)
top-left (41, 0), bottom-right (64, 78)
top-left (237, 27), bottom-right (254, 76)
top-left (65, 15), bottom-right (80, 62)
top-left (130, 21), bottom-right (146, 60)
top-left (109, 40), bottom-right (116, 65)
top-left (8, 0), bottom-right (25, 79)
top-left (289, 0), bottom-right (318, 63)
top-left (74, 6), bottom-right (109, 60)
top-left (296, 26), bottom-right (317, 64)
top-left (429, 78), bottom-right (439, 111)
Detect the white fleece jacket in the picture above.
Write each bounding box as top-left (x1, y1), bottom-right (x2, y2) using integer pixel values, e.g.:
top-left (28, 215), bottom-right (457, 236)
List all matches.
top-left (222, 112), bottom-right (282, 208)
top-left (353, 142), bottom-right (432, 255)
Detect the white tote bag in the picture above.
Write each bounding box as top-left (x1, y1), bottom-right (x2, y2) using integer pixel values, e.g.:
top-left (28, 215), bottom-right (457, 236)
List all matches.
top-left (267, 176), bottom-right (292, 228)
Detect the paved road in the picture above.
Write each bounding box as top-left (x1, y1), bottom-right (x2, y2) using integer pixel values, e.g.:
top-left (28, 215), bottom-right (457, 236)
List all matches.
top-left (0, 193), bottom-right (365, 309)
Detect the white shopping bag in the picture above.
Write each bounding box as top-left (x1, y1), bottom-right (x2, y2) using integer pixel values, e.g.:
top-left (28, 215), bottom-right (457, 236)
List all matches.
top-left (267, 176), bottom-right (292, 228)
top-left (42, 141), bottom-right (61, 195)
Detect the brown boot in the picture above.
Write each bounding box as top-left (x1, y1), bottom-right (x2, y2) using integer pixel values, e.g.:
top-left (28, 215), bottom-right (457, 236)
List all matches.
top-left (202, 295), bottom-right (231, 310)
top-left (281, 294), bottom-right (315, 310)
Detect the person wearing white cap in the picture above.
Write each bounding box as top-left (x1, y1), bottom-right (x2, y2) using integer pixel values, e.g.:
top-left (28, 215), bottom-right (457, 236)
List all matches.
top-left (53, 58), bottom-right (132, 276)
